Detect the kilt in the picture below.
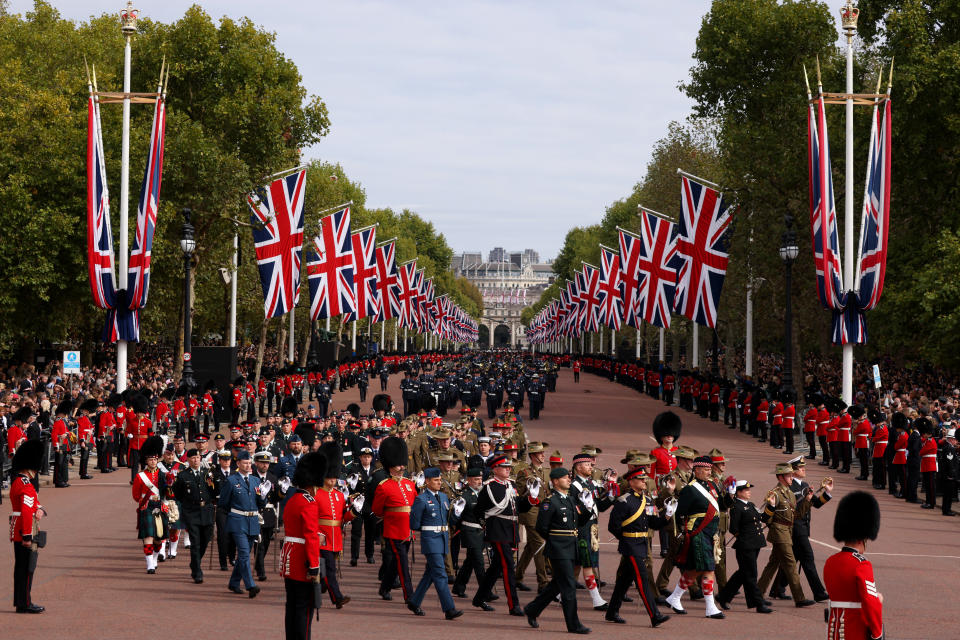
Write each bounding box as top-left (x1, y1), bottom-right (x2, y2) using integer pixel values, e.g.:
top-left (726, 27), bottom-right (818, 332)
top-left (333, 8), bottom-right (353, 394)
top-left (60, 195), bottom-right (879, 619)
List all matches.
top-left (678, 520), bottom-right (718, 572)
top-left (137, 501), bottom-right (169, 540)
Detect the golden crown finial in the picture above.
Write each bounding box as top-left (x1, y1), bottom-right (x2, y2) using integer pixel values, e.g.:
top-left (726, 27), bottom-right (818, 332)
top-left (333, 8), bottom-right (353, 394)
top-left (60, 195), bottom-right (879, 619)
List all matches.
top-left (840, 0), bottom-right (859, 34)
top-left (120, 1), bottom-right (139, 35)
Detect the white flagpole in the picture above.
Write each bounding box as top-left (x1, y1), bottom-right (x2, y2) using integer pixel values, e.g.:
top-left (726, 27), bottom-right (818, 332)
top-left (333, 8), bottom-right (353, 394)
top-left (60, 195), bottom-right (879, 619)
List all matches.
top-left (745, 282), bottom-right (754, 378)
top-left (381, 321), bottom-right (385, 348)
top-left (116, 6), bottom-right (135, 393)
top-left (841, 1), bottom-right (856, 405)
top-left (659, 327), bottom-right (665, 362)
top-left (351, 321), bottom-right (357, 352)
top-left (610, 329), bottom-right (616, 356)
top-left (404, 327), bottom-right (408, 353)
top-left (635, 327), bottom-right (642, 360)
top-left (288, 311), bottom-right (295, 363)
top-left (692, 323), bottom-right (699, 370)
top-left (229, 231), bottom-right (237, 347)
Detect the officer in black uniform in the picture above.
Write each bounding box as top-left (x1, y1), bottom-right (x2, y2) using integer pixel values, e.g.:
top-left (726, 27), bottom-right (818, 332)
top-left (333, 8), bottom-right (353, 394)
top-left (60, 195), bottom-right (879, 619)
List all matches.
top-left (450, 467), bottom-right (486, 597)
top-left (252, 450), bottom-right (281, 582)
top-left (211, 450), bottom-right (236, 570)
top-left (605, 466), bottom-right (671, 627)
top-left (523, 467), bottom-right (592, 634)
top-left (527, 375), bottom-right (544, 420)
top-left (716, 481), bottom-right (772, 613)
top-left (172, 447), bottom-right (217, 583)
top-left (345, 447), bottom-right (376, 565)
top-left (485, 378), bottom-right (500, 419)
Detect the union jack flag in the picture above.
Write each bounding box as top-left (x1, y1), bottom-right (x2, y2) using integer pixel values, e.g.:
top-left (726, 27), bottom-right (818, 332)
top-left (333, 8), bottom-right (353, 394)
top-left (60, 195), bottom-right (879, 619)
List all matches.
top-left (86, 85), bottom-right (117, 330)
top-left (247, 170), bottom-right (306, 318)
top-left (305, 206), bottom-right (355, 320)
top-left (597, 246), bottom-right (624, 331)
top-left (397, 259), bottom-right (419, 329)
top-left (807, 94), bottom-right (845, 314)
top-left (567, 277), bottom-right (585, 336)
top-left (374, 239), bottom-right (401, 322)
top-left (127, 88), bottom-right (166, 314)
top-left (580, 263), bottom-right (602, 333)
top-left (617, 228), bottom-right (645, 329)
top-left (672, 174), bottom-right (733, 328)
top-left (345, 225), bottom-right (379, 322)
top-left (419, 276), bottom-right (434, 332)
top-left (637, 208), bottom-right (680, 329)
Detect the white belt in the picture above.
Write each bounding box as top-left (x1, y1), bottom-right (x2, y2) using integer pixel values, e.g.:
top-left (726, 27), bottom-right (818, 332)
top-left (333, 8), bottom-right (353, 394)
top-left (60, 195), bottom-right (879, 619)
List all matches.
top-left (11, 511), bottom-right (20, 516)
top-left (492, 514), bottom-right (518, 521)
top-left (421, 525), bottom-right (447, 532)
top-left (231, 508), bottom-right (258, 517)
top-left (284, 536), bottom-right (305, 544)
top-left (461, 521), bottom-right (482, 529)
top-left (875, 441), bottom-right (887, 445)
top-left (829, 600), bottom-right (861, 609)
top-left (922, 454), bottom-right (937, 458)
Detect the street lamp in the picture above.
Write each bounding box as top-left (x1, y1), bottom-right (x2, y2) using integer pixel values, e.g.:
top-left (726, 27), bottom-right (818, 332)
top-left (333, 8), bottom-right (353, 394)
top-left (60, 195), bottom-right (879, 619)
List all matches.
top-left (780, 222), bottom-right (800, 398)
top-left (181, 208), bottom-right (196, 390)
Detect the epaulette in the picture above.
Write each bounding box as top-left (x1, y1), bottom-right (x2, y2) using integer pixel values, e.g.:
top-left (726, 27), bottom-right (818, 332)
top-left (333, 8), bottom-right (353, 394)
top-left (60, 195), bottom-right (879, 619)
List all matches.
top-left (20, 476), bottom-right (30, 485)
top-left (852, 550), bottom-right (866, 562)
top-left (379, 478), bottom-right (389, 485)
top-left (303, 493), bottom-right (315, 503)
top-left (616, 495), bottom-right (629, 503)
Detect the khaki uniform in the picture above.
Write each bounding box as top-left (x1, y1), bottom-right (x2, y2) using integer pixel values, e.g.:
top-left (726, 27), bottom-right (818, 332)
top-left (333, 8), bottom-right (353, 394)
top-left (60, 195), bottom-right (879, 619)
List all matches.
top-left (515, 463), bottom-right (551, 589)
top-left (757, 483), bottom-right (808, 602)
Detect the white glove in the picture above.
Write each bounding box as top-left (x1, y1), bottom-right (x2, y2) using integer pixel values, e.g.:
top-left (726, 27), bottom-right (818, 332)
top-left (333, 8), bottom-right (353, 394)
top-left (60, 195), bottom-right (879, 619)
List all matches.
top-left (346, 473), bottom-right (359, 491)
top-left (579, 490), bottom-right (595, 510)
top-left (453, 497), bottom-right (466, 518)
top-left (529, 482), bottom-right (540, 500)
top-left (351, 494), bottom-right (365, 513)
top-left (340, 488), bottom-right (350, 502)
top-left (665, 500), bottom-right (678, 519)
top-left (727, 482), bottom-right (736, 496)
top-left (278, 476), bottom-right (291, 493)
top-left (259, 480), bottom-right (273, 496)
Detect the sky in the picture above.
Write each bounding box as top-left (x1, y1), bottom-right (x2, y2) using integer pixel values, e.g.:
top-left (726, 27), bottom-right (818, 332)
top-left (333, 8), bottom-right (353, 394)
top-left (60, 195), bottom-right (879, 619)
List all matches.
top-left (13, 0), bottom-right (712, 259)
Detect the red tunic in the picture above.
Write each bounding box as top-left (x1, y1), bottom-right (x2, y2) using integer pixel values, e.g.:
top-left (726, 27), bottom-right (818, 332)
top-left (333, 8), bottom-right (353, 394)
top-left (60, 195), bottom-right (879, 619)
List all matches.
top-left (315, 488), bottom-right (355, 552)
top-left (156, 401), bottom-right (170, 426)
top-left (664, 375), bottom-right (675, 391)
top-left (9, 474), bottom-right (39, 542)
top-left (7, 425), bottom-right (25, 455)
top-left (77, 415), bottom-right (95, 444)
top-left (892, 432), bottom-right (909, 464)
top-left (232, 389), bottom-right (243, 409)
top-left (836, 414), bottom-right (852, 443)
top-left (919, 436), bottom-right (938, 472)
top-left (871, 424), bottom-right (888, 458)
top-left (710, 384), bottom-right (720, 404)
top-left (826, 417), bottom-right (839, 443)
top-left (817, 408), bottom-right (830, 437)
top-left (132, 468), bottom-right (163, 509)
top-left (280, 490), bottom-right (321, 582)
top-left (97, 412), bottom-right (115, 437)
top-left (823, 548), bottom-right (883, 640)
top-left (803, 408), bottom-right (818, 433)
top-left (782, 404), bottom-right (795, 431)
top-left (757, 400), bottom-right (769, 422)
top-left (727, 389), bottom-right (738, 409)
top-left (372, 476), bottom-right (416, 540)
top-left (742, 393), bottom-right (752, 417)
top-left (771, 402), bottom-right (783, 426)
top-left (650, 446), bottom-right (678, 478)
top-left (854, 420), bottom-right (872, 450)
top-left (51, 418), bottom-right (69, 450)
top-left (127, 416), bottom-right (152, 451)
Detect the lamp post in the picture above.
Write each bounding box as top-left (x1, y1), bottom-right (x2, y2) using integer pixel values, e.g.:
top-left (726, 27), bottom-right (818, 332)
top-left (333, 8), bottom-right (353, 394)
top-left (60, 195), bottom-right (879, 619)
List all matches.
top-left (180, 208), bottom-right (197, 390)
top-left (779, 223), bottom-right (800, 398)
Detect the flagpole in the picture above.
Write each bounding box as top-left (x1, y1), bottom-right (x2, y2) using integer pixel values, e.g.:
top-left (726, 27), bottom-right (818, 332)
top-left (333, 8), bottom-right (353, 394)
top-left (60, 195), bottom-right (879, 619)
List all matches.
top-left (692, 323), bottom-right (699, 370)
top-left (229, 231), bottom-right (237, 347)
top-left (381, 321), bottom-right (385, 349)
top-left (404, 327), bottom-right (408, 353)
top-left (288, 310), bottom-right (295, 364)
top-left (116, 2), bottom-right (137, 393)
top-left (636, 327), bottom-right (641, 360)
top-left (841, 0), bottom-right (856, 406)
top-left (610, 329), bottom-right (616, 356)
top-left (745, 281), bottom-right (754, 378)
top-left (659, 327), bottom-right (665, 362)
top-left (351, 321), bottom-right (357, 352)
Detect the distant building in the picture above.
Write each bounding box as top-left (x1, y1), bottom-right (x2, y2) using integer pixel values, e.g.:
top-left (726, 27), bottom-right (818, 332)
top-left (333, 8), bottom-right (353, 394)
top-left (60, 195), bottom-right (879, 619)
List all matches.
top-left (451, 248), bottom-right (554, 347)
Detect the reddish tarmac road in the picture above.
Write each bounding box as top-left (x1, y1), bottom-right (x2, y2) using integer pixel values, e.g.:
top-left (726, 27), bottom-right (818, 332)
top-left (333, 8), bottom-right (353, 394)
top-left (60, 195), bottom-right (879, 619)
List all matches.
top-left (2, 368), bottom-right (952, 639)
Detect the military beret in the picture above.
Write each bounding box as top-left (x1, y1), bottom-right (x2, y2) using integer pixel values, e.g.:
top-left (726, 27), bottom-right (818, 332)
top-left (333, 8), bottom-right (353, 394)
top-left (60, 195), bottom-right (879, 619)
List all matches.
top-left (236, 450), bottom-right (252, 461)
top-left (549, 467), bottom-right (570, 480)
top-left (466, 467), bottom-right (483, 477)
top-left (185, 448), bottom-right (199, 458)
top-left (288, 435), bottom-right (302, 443)
top-left (423, 467), bottom-right (441, 479)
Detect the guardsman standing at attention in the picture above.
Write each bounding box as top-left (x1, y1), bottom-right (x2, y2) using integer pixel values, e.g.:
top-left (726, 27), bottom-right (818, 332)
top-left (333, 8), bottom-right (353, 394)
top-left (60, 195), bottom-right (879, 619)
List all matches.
top-left (605, 465), bottom-right (672, 627)
top-left (371, 436), bottom-right (417, 603)
top-left (10, 439), bottom-right (46, 613)
top-left (522, 467), bottom-right (592, 634)
top-left (823, 491), bottom-right (884, 640)
top-left (406, 467), bottom-right (463, 620)
top-left (280, 451), bottom-right (326, 640)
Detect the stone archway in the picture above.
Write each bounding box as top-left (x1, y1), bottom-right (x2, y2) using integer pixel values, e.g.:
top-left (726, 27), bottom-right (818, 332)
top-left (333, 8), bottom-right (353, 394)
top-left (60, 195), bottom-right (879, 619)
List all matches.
top-left (493, 324), bottom-right (511, 348)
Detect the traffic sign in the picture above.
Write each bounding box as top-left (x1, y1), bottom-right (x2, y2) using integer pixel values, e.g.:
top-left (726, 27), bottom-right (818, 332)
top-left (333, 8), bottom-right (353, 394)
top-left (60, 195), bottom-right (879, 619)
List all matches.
top-left (183, 352), bottom-right (192, 362)
top-left (63, 350), bottom-right (81, 375)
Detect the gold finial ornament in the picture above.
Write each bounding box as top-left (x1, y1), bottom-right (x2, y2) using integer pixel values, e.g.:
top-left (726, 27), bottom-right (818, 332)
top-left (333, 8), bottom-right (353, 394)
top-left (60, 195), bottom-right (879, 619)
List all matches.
top-left (120, 1), bottom-right (139, 35)
top-left (840, 0), bottom-right (859, 35)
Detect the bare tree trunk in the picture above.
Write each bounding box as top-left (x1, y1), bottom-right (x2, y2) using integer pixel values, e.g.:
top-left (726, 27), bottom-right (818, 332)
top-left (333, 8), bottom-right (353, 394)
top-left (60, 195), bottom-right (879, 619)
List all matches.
top-left (277, 319), bottom-right (287, 369)
top-left (254, 317), bottom-right (268, 383)
top-left (333, 318), bottom-right (345, 362)
top-left (174, 295), bottom-right (185, 381)
top-left (299, 319), bottom-right (311, 368)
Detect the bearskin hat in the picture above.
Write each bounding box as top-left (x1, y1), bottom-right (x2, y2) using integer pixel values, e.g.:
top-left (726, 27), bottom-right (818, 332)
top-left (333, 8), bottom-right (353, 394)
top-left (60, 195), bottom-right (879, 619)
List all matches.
top-left (160, 386), bottom-right (176, 401)
top-left (379, 436), bottom-right (408, 469)
top-left (346, 403), bottom-right (360, 420)
top-left (652, 411), bottom-right (682, 445)
top-left (420, 393), bottom-right (437, 412)
top-left (781, 388), bottom-right (797, 404)
top-left (847, 404), bottom-right (865, 419)
top-left (55, 400), bottom-right (73, 416)
top-left (294, 424), bottom-right (316, 448)
top-left (140, 435), bottom-right (165, 460)
top-left (372, 394), bottom-right (391, 413)
top-left (914, 417), bottom-right (934, 435)
top-left (204, 379), bottom-right (218, 392)
top-left (12, 439), bottom-right (44, 472)
top-left (319, 441), bottom-right (343, 479)
top-left (80, 399), bottom-right (100, 414)
top-left (867, 407), bottom-right (884, 425)
top-left (833, 490), bottom-right (880, 543)
top-left (105, 392), bottom-right (123, 409)
top-left (12, 407), bottom-right (33, 423)
top-left (129, 393), bottom-right (150, 415)
top-left (233, 376), bottom-right (246, 387)
top-left (175, 384), bottom-right (190, 399)
top-left (891, 411), bottom-right (908, 431)
top-left (280, 397), bottom-right (298, 416)
top-left (292, 451), bottom-right (328, 489)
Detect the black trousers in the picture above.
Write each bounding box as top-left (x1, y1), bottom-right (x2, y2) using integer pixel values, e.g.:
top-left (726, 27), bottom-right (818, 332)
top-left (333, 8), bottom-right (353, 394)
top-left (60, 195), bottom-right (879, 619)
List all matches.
top-left (857, 449), bottom-right (871, 479)
top-left (254, 526), bottom-right (275, 579)
top-left (770, 426), bottom-right (782, 449)
top-left (128, 448), bottom-right (141, 485)
top-left (487, 399), bottom-right (497, 419)
top-left (185, 519), bottom-right (213, 579)
top-left (839, 442), bottom-right (852, 471)
top-left (13, 543), bottom-right (35, 608)
top-left (96, 437), bottom-right (110, 471)
top-left (718, 547), bottom-right (762, 607)
top-left (608, 552), bottom-right (660, 621)
top-left (771, 534), bottom-right (826, 599)
top-left (453, 544), bottom-right (485, 593)
top-left (216, 509), bottom-right (237, 568)
top-left (805, 432), bottom-right (817, 457)
top-left (79, 443), bottom-right (90, 477)
top-left (380, 537), bottom-right (412, 600)
top-left (114, 429), bottom-right (127, 466)
top-left (380, 378), bottom-right (388, 391)
top-left (829, 441), bottom-right (840, 468)
top-left (664, 390), bottom-right (674, 406)
top-left (890, 463), bottom-right (905, 496)
top-left (350, 515), bottom-right (376, 561)
top-left (905, 465), bottom-right (920, 501)
top-left (819, 436), bottom-right (831, 465)
top-left (320, 549), bottom-right (344, 602)
top-left (923, 471), bottom-right (937, 507)
top-left (873, 457), bottom-right (887, 488)
top-left (284, 577), bottom-right (315, 640)
top-left (525, 556), bottom-right (581, 631)
top-left (942, 478), bottom-right (956, 514)
top-left (784, 428), bottom-right (795, 454)
top-left (475, 540), bottom-right (519, 611)
top-left (723, 405), bottom-right (735, 425)
top-left (53, 449), bottom-right (69, 486)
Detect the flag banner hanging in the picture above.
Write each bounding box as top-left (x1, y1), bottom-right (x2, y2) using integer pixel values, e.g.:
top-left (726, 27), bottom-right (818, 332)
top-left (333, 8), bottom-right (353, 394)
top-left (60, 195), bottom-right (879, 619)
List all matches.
top-left (248, 170), bottom-right (307, 319)
top-left (374, 239), bottom-right (400, 322)
top-left (305, 206), bottom-right (354, 320)
top-left (580, 263), bottom-right (602, 333)
top-left (672, 173), bottom-right (733, 328)
top-left (617, 227), bottom-right (645, 329)
top-left (598, 246), bottom-right (624, 331)
top-left (397, 259), bottom-right (419, 329)
top-left (637, 208), bottom-right (680, 329)
top-left (345, 225), bottom-right (379, 322)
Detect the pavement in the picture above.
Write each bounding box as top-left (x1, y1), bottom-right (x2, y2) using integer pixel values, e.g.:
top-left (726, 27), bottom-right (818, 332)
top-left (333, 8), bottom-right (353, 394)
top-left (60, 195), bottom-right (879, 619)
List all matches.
top-left (1, 367), bottom-right (951, 639)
